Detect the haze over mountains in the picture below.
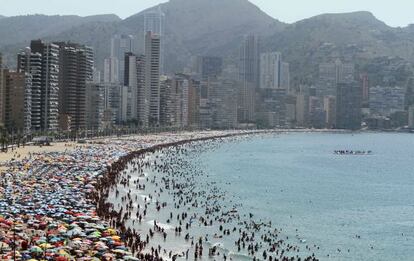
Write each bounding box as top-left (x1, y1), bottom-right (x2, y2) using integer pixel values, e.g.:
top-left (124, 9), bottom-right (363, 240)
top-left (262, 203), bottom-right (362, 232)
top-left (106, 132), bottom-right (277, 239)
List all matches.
top-left (1, 0), bottom-right (414, 86)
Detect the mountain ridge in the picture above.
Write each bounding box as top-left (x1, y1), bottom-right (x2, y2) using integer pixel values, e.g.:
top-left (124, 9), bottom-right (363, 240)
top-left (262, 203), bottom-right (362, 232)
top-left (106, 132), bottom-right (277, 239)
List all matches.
top-left (0, 1), bottom-right (413, 86)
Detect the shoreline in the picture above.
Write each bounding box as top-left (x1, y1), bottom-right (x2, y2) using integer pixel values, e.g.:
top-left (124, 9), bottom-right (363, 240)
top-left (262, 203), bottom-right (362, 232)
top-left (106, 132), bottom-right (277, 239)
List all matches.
top-left (0, 130), bottom-right (277, 260)
top-left (92, 130), bottom-right (320, 260)
top-left (0, 129), bottom-right (406, 260)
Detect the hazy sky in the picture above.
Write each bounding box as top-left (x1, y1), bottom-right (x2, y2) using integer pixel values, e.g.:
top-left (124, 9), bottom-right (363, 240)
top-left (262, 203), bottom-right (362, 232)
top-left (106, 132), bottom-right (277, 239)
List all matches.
top-left (1, 0), bottom-right (413, 27)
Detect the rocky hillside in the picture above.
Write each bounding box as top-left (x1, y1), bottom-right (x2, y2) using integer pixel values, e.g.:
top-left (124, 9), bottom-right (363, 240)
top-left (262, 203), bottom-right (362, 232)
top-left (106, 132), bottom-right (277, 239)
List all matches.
top-left (1, 1), bottom-right (414, 86)
top-left (263, 11), bottom-right (414, 85)
top-left (0, 0), bottom-right (285, 71)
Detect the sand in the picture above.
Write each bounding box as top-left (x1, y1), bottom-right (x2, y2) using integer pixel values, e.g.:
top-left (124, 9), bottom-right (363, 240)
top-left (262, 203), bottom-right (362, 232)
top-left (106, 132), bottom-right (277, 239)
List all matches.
top-left (0, 142), bottom-right (79, 171)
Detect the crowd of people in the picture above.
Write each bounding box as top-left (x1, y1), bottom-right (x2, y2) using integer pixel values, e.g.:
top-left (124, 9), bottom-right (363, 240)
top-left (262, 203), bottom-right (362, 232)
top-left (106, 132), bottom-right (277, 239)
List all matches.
top-left (0, 129), bottom-right (322, 260)
top-left (91, 134), bottom-right (320, 260)
top-left (0, 131), bottom-right (253, 260)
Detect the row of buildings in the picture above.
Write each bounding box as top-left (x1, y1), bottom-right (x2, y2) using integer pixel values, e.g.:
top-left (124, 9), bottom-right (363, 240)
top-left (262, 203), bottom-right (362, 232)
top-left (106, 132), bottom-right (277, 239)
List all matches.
top-left (2, 8), bottom-right (414, 134)
top-left (0, 41), bottom-right (94, 133)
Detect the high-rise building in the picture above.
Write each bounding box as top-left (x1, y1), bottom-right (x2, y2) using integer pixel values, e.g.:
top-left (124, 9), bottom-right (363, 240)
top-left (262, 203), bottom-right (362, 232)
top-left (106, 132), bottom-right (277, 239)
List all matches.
top-left (281, 62), bottom-right (290, 91)
top-left (144, 7), bottom-right (165, 74)
top-left (194, 56), bottom-right (223, 80)
top-left (124, 52), bottom-right (147, 125)
top-left (319, 59), bottom-right (354, 96)
top-left (159, 78), bottom-right (174, 126)
top-left (239, 35), bottom-right (260, 87)
top-left (18, 40), bottom-right (60, 131)
top-left (285, 94), bottom-right (297, 126)
top-left (145, 32), bottom-right (161, 126)
top-left (92, 67), bottom-right (101, 84)
top-left (110, 34), bottom-right (135, 84)
top-left (295, 86), bottom-right (310, 127)
top-left (171, 74), bottom-right (189, 128)
top-left (323, 95), bottom-right (336, 129)
top-left (369, 86), bottom-right (405, 117)
top-left (56, 42), bottom-right (93, 131)
top-left (336, 82), bottom-right (362, 130)
top-left (209, 78), bottom-right (238, 129)
top-left (258, 88), bottom-right (287, 128)
top-left (104, 57), bottom-right (119, 83)
top-left (102, 82), bottom-right (124, 125)
top-left (188, 79), bottom-right (200, 128)
top-left (239, 34), bottom-right (260, 123)
top-left (159, 74), bottom-right (191, 128)
top-left (86, 83), bottom-right (104, 131)
top-left (198, 81), bottom-right (211, 129)
top-left (260, 52), bottom-right (290, 90)
top-left (260, 52), bottom-right (281, 89)
top-left (18, 50), bottom-right (42, 131)
top-left (308, 96), bottom-right (325, 128)
top-left (0, 67), bottom-right (6, 128)
top-left (4, 71), bottom-right (32, 133)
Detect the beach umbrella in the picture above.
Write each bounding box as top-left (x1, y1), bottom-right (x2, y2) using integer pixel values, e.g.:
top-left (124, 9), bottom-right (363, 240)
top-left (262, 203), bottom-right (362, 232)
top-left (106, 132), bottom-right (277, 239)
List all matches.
top-left (0, 242), bottom-right (10, 250)
top-left (35, 238), bottom-right (47, 244)
top-left (111, 235), bottom-right (120, 241)
top-left (106, 228), bottom-right (116, 235)
top-left (39, 243), bottom-right (53, 249)
top-left (30, 246), bottom-right (43, 253)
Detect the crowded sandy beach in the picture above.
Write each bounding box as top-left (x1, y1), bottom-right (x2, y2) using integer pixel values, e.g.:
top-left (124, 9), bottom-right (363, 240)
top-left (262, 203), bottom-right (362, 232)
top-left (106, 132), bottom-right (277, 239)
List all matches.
top-left (0, 130), bottom-right (320, 260)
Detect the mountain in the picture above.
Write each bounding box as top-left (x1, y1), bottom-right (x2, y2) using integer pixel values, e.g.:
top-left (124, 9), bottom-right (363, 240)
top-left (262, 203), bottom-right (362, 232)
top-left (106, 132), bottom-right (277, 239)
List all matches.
top-left (263, 11), bottom-right (414, 85)
top-left (121, 0), bottom-right (286, 70)
top-left (0, 0), bottom-right (285, 71)
top-left (0, 14), bottom-right (120, 47)
top-left (0, 2), bottom-right (414, 86)
top-left (0, 15), bottom-right (5, 20)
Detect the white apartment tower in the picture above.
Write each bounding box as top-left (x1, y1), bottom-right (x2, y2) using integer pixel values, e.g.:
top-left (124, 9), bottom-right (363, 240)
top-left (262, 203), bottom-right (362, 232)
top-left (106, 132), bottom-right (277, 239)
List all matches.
top-left (145, 32), bottom-right (161, 127)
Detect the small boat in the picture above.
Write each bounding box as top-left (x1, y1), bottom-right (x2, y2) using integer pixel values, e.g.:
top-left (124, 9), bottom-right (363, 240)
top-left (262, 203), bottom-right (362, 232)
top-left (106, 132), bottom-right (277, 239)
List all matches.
top-left (334, 150), bottom-right (372, 155)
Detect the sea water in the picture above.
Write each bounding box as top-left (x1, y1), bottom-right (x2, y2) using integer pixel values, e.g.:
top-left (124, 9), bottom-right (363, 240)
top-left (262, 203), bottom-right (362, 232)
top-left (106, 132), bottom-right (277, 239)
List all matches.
top-left (200, 132), bottom-right (414, 260)
top-left (110, 132), bottom-right (414, 260)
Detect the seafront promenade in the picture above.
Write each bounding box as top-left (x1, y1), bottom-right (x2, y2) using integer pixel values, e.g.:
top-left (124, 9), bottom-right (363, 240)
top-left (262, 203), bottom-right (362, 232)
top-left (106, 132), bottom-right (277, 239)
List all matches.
top-left (0, 130), bottom-right (264, 260)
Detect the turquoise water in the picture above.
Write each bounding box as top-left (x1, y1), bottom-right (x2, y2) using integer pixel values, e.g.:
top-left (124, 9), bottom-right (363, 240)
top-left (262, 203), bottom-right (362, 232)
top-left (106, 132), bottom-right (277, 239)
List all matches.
top-left (202, 132), bottom-right (414, 260)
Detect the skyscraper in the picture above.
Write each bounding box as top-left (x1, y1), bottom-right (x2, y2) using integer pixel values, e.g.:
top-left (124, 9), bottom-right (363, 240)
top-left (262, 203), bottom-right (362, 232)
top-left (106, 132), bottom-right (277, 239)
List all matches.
top-left (209, 78), bottom-right (238, 129)
top-left (187, 79), bottom-right (200, 128)
top-left (336, 82), bottom-right (362, 130)
top-left (369, 86), bottom-right (405, 117)
top-left (85, 82), bottom-right (104, 131)
top-left (319, 59), bottom-right (354, 96)
top-left (56, 42), bottom-right (93, 131)
top-left (0, 67), bottom-right (5, 128)
top-left (323, 95), bottom-right (336, 129)
top-left (144, 7), bottom-right (165, 74)
top-left (110, 34), bottom-right (135, 84)
top-left (145, 32), bottom-right (161, 126)
top-left (104, 56), bottom-right (119, 83)
top-left (260, 52), bottom-right (290, 90)
top-left (18, 40), bottom-right (60, 131)
top-left (124, 52), bottom-right (147, 125)
top-left (239, 34), bottom-right (260, 123)
top-left (194, 56), bottom-right (223, 80)
top-left (18, 48), bottom-right (42, 131)
top-left (258, 88), bottom-right (287, 128)
top-left (171, 74), bottom-right (189, 128)
top-left (4, 71), bottom-right (32, 133)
